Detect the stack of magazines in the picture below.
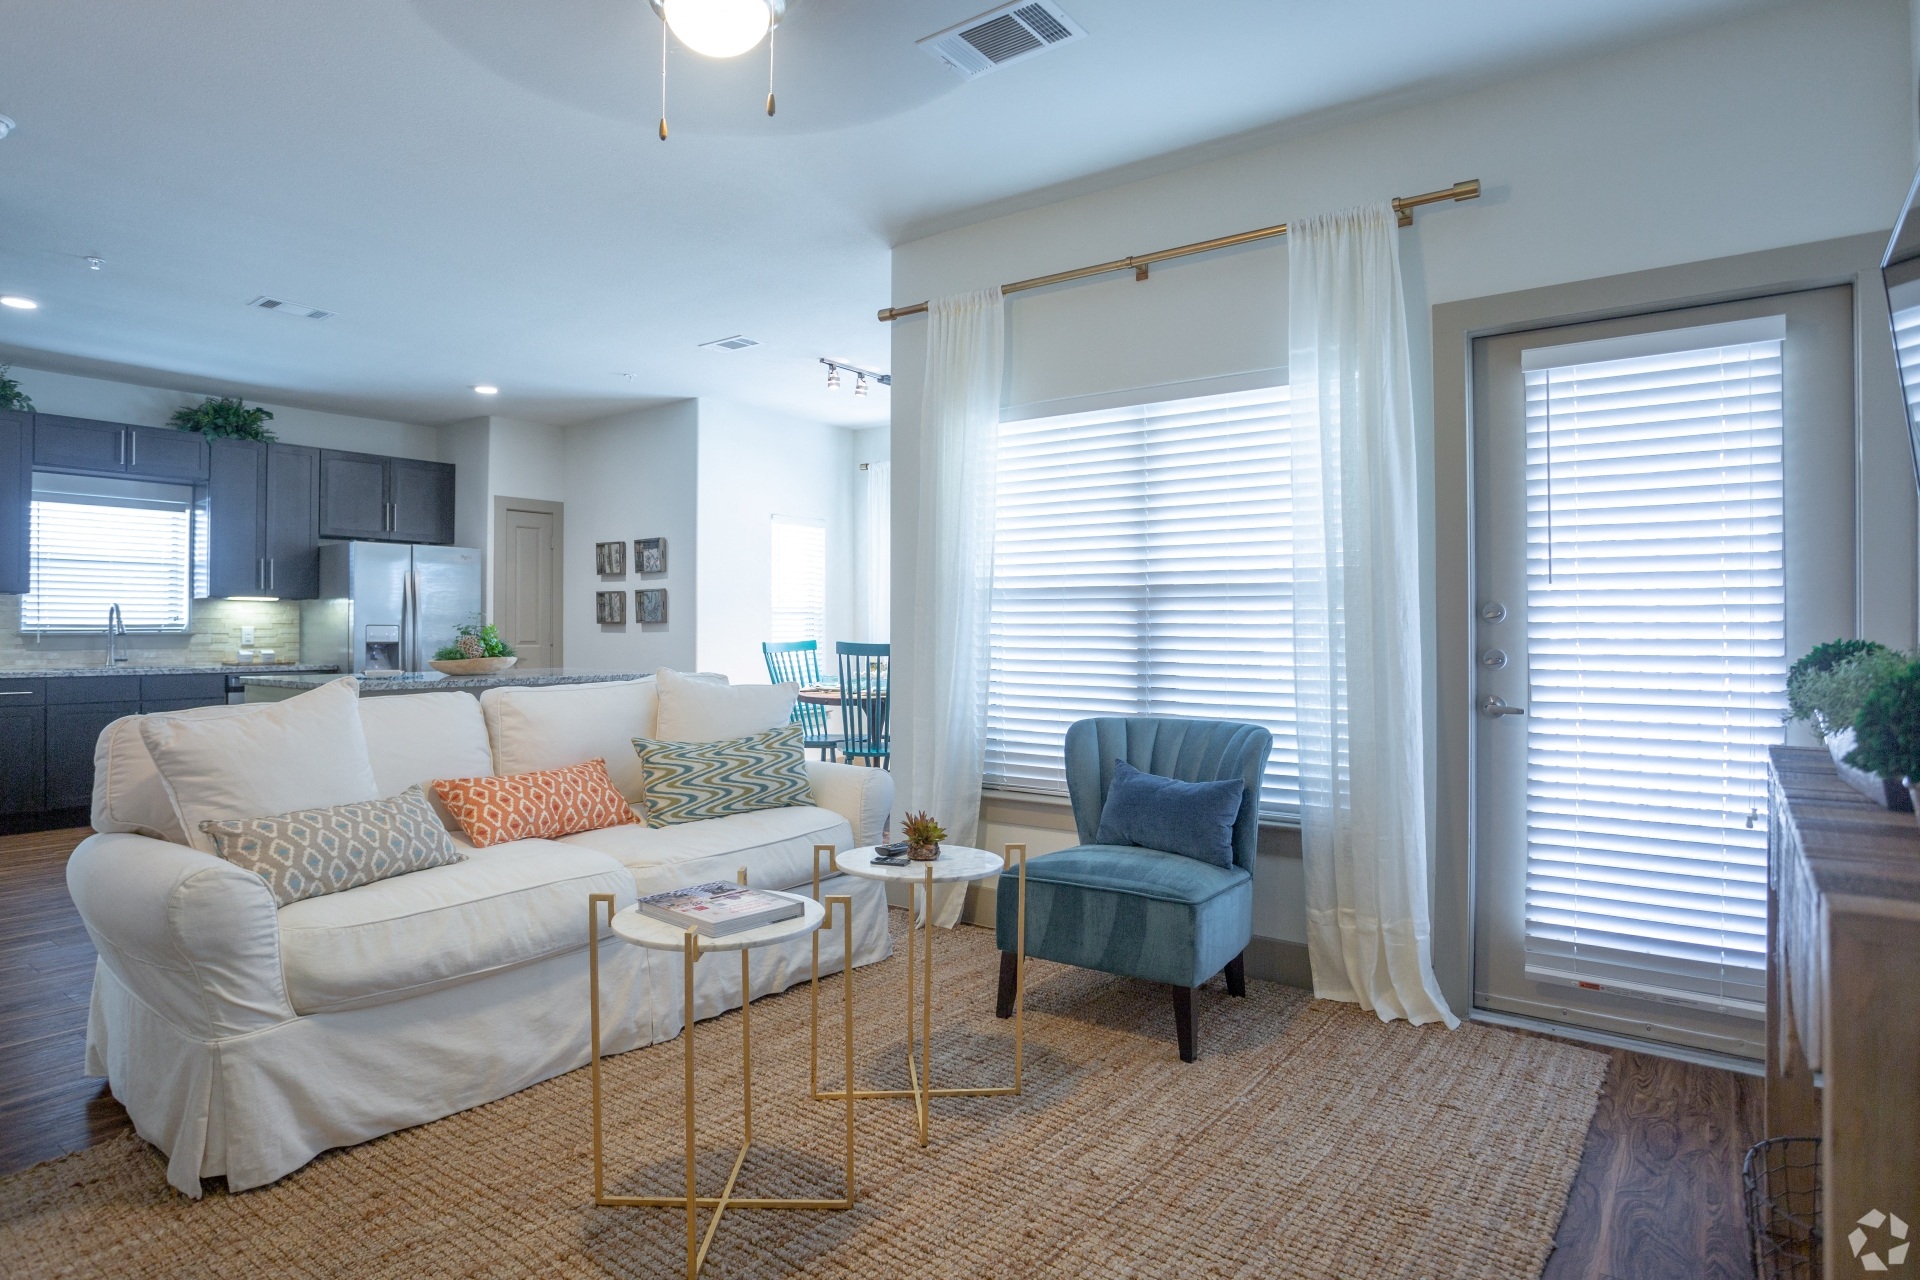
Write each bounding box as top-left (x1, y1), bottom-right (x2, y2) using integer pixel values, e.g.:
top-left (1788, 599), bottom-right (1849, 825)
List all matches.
top-left (636, 882), bottom-right (804, 937)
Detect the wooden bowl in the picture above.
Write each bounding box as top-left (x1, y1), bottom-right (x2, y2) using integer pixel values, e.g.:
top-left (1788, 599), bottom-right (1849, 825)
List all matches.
top-left (428, 656), bottom-right (517, 676)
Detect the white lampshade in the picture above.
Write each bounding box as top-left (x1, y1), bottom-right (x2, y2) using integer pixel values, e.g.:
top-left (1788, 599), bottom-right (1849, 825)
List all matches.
top-left (661, 0), bottom-right (771, 58)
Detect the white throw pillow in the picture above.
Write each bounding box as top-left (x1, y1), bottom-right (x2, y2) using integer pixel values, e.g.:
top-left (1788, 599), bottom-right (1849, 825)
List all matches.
top-left (358, 691), bottom-right (497, 826)
top-left (139, 677), bottom-right (382, 855)
top-left (654, 667), bottom-right (798, 743)
top-left (480, 679), bottom-right (660, 802)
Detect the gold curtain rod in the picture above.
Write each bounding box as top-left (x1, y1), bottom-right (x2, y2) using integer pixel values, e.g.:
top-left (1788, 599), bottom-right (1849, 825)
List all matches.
top-left (877, 179), bottom-right (1480, 322)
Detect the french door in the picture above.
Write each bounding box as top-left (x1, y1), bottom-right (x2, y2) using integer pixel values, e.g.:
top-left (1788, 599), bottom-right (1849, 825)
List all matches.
top-left (1471, 287), bottom-right (1854, 1058)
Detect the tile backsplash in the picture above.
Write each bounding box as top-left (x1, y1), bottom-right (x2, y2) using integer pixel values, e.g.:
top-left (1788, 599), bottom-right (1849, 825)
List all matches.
top-left (0, 596), bottom-right (303, 668)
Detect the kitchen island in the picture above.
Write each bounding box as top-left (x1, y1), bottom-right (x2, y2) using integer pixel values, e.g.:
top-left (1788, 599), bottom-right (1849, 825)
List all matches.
top-left (239, 669), bottom-right (653, 701)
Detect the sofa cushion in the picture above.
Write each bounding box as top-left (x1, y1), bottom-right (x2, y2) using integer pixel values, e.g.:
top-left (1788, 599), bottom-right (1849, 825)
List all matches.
top-left (654, 667), bottom-right (796, 742)
top-left (561, 804), bottom-right (852, 897)
top-left (480, 680), bottom-right (657, 804)
top-left (433, 759), bottom-right (641, 847)
top-left (139, 678), bottom-right (381, 855)
top-left (276, 839), bottom-right (633, 1015)
top-left (200, 783), bottom-right (465, 907)
top-left (94, 702), bottom-right (236, 845)
top-left (357, 692), bottom-right (494, 825)
top-left (1013, 844), bottom-right (1252, 904)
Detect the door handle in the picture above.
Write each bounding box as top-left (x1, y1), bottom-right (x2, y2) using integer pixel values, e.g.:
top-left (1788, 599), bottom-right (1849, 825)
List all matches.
top-left (1481, 695), bottom-right (1526, 718)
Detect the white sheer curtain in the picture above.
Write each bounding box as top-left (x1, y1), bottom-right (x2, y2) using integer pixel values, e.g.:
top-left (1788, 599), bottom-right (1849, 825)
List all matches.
top-left (862, 460), bottom-right (891, 640)
top-left (903, 288), bottom-right (1004, 927)
top-left (1290, 204), bottom-right (1457, 1027)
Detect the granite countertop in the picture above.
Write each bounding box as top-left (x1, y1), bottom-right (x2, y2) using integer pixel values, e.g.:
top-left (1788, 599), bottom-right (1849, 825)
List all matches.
top-left (239, 669), bottom-right (649, 693)
top-left (0, 664), bottom-right (339, 679)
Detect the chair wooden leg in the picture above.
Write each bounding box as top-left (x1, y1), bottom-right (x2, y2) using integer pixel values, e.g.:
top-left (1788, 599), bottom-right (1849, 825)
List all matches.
top-left (1171, 985), bottom-right (1196, 1062)
top-left (995, 950), bottom-right (1018, 1019)
top-left (1224, 950), bottom-right (1246, 997)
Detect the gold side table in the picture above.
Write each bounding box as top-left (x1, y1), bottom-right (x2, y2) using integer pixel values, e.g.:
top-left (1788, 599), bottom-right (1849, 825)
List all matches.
top-left (588, 872), bottom-right (857, 1280)
top-left (807, 843), bottom-right (1027, 1147)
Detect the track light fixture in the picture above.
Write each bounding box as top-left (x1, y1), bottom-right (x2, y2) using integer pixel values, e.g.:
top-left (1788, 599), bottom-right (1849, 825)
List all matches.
top-left (854, 372), bottom-right (868, 397)
top-left (648, 0), bottom-right (788, 140)
top-left (820, 358), bottom-right (890, 394)
top-left (826, 364), bottom-right (841, 391)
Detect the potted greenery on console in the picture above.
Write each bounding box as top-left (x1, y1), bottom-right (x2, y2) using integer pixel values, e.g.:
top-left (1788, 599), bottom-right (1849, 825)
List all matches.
top-left (0, 366), bottom-right (33, 413)
top-left (1845, 655), bottom-right (1920, 825)
top-left (430, 621), bottom-right (517, 675)
top-left (1787, 639), bottom-right (1912, 810)
top-left (169, 396), bottom-right (276, 440)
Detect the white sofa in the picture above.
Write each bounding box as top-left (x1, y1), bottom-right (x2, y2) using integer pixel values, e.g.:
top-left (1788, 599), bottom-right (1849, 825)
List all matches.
top-left (68, 678), bottom-right (894, 1197)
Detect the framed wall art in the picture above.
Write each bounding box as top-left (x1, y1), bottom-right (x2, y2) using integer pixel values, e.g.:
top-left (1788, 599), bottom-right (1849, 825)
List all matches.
top-left (595, 590), bottom-right (627, 624)
top-left (636, 537), bottom-right (667, 575)
top-left (595, 541), bottom-right (626, 575)
top-left (637, 588), bottom-right (667, 624)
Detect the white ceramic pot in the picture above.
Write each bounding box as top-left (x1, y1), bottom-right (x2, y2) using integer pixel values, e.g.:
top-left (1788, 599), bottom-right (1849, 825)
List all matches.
top-left (1826, 726), bottom-right (1914, 811)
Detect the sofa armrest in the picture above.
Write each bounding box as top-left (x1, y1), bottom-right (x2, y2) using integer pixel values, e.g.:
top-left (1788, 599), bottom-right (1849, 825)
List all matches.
top-left (67, 832), bottom-right (295, 1039)
top-left (806, 760), bottom-right (894, 847)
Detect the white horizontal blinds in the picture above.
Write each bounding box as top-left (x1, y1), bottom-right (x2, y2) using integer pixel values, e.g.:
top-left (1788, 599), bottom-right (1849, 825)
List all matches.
top-left (770, 516), bottom-right (826, 643)
top-left (23, 491), bottom-right (193, 633)
top-left (1521, 331), bottom-right (1785, 1018)
top-left (1889, 296), bottom-right (1920, 430)
top-left (988, 386), bottom-right (1299, 815)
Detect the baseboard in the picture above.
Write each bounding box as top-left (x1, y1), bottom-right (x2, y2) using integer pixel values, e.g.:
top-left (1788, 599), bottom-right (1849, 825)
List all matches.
top-left (1244, 936), bottom-right (1313, 991)
top-left (1469, 1006), bottom-right (1765, 1077)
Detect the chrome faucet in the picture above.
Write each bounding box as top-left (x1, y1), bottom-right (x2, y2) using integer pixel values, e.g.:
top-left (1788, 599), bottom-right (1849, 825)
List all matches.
top-left (106, 604), bottom-right (128, 666)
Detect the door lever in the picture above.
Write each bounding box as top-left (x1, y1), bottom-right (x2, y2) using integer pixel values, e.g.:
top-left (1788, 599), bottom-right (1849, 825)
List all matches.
top-left (1481, 695), bottom-right (1526, 718)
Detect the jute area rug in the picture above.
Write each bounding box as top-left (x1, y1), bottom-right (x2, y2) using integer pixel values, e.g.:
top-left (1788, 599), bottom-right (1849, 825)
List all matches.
top-left (3, 913), bottom-right (1606, 1279)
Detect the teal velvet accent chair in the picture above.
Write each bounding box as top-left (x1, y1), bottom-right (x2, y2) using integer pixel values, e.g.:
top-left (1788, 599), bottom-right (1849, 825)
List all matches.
top-left (995, 715), bottom-right (1270, 1062)
top-left (761, 640), bottom-right (842, 760)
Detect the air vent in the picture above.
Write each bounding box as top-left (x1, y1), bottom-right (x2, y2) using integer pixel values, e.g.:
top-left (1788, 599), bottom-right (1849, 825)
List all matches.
top-left (248, 296), bottom-right (333, 320)
top-left (918, 1), bottom-right (1085, 80)
top-left (699, 335), bottom-right (760, 351)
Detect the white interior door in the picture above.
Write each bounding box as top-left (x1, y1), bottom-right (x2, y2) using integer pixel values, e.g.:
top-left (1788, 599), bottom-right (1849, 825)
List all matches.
top-left (1470, 287), bottom-right (1854, 1059)
top-left (495, 498), bottom-right (562, 669)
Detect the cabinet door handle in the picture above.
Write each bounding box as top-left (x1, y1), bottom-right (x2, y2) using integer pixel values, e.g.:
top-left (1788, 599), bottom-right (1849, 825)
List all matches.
top-left (130, 431), bottom-right (137, 467)
top-left (0, 690), bottom-right (35, 697)
top-left (118, 430), bottom-right (126, 467)
top-left (267, 559), bottom-right (274, 591)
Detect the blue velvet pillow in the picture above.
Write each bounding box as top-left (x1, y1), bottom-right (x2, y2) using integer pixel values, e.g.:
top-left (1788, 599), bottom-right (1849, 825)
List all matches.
top-left (1093, 758), bottom-right (1245, 868)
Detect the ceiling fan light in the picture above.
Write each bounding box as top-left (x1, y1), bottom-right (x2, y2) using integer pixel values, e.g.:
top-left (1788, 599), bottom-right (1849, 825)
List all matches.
top-left (661, 0), bottom-right (771, 59)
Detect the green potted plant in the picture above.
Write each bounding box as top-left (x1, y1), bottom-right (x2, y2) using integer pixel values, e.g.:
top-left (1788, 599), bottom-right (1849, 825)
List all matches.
top-left (1845, 656), bottom-right (1920, 825)
top-left (169, 396), bottom-right (276, 441)
top-left (429, 621), bottom-right (517, 676)
top-left (1787, 640), bottom-right (1911, 809)
top-left (0, 365), bottom-right (33, 413)
top-left (901, 810), bottom-right (946, 861)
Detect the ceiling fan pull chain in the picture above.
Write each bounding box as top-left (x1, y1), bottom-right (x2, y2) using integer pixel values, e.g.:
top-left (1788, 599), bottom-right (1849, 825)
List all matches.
top-left (766, 26), bottom-right (776, 117)
top-left (659, 22), bottom-right (670, 140)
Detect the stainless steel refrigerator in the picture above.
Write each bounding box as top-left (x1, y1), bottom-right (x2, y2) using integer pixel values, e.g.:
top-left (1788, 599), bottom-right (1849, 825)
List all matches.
top-left (301, 542), bottom-right (484, 675)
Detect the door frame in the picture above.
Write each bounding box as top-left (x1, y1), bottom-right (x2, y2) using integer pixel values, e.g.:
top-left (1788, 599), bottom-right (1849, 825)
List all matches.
top-left (492, 495), bottom-right (564, 669)
top-left (1429, 232), bottom-right (1911, 1022)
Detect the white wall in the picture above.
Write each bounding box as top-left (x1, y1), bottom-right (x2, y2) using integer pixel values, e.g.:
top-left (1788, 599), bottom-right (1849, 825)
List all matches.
top-left (3, 364), bottom-right (442, 458)
top-left (694, 400), bottom-right (857, 684)
top-left (888, 0), bottom-right (1918, 948)
top-left (561, 400), bottom-right (699, 673)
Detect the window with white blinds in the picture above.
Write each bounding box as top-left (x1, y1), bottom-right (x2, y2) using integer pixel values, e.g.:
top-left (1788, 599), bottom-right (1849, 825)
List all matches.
top-left (21, 474), bottom-right (194, 632)
top-left (1887, 286), bottom-right (1920, 429)
top-left (988, 385), bottom-right (1299, 816)
top-left (1520, 324), bottom-right (1785, 1018)
top-left (770, 516), bottom-right (826, 643)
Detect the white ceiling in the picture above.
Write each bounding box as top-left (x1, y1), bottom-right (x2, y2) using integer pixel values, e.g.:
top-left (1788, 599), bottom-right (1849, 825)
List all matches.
top-left (0, 0), bottom-right (1788, 430)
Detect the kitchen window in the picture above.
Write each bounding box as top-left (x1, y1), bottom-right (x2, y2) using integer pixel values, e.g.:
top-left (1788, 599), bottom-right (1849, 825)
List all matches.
top-left (20, 473), bottom-right (194, 632)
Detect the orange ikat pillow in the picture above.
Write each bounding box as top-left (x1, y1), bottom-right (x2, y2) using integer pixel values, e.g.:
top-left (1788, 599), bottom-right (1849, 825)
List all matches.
top-left (432, 759), bottom-right (640, 847)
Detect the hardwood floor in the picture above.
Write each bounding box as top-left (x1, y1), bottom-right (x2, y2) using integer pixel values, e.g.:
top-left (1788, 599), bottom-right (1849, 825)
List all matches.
top-left (0, 828), bottom-right (1759, 1277)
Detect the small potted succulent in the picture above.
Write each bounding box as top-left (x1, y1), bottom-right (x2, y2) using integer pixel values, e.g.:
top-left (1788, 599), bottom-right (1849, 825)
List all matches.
top-left (1786, 639), bottom-right (1911, 809)
top-left (901, 811), bottom-right (946, 861)
top-left (1845, 656), bottom-right (1920, 827)
top-left (430, 621), bottom-right (517, 676)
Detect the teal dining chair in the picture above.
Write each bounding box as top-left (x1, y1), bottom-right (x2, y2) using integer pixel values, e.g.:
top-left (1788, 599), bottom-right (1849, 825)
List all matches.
top-left (995, 715), bottom-right (1269, 1062)
top-left (835, 641), bottom-right (890, 768)
top-left (762, 640), bottom-right (842, 761)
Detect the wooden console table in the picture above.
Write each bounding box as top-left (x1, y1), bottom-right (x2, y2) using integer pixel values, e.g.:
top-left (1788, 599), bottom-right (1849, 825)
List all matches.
top-left (1767, 746), bottom-right (1920, 1273)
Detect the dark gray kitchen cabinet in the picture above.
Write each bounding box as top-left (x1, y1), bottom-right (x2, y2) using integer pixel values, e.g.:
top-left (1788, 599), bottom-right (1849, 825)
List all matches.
top-left (32, 415), bottom-right (208, 483)
top-left (45, 697), bottom-right (138, 810)
top-left (319, 450), bottom-right (391, 540)
top-left (320, 451), bottom-right (454, 544)
top-left (387, 458), bottom-right (455, 544)
top-left (207, 440), bottom-right (320, 598)
top-left (0, 410), bottom-right (30, 595)
top-left (139, 673), bottom-right (226, 710)
top-left (0, 705), bottom-right (46, 815)
top-left (264, 443), bottom-right (320, 596)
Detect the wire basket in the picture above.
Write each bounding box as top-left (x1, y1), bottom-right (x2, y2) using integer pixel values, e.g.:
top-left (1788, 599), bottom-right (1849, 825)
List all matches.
top-left (1744, 1136), bottom-right (1821, 1280)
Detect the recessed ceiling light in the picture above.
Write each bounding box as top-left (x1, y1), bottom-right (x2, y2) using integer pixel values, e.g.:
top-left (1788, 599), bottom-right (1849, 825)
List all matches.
top-left (473, 385), bottom-right (500, 395)
top-left (0, 296), bottom-right (38, 310)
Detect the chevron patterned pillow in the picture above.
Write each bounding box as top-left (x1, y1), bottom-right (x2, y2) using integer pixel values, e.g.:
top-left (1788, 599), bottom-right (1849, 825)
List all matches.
top-left (199, 784), bottom-right (465, 907)
top-left (632, 725), bottom-right (812, 827)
